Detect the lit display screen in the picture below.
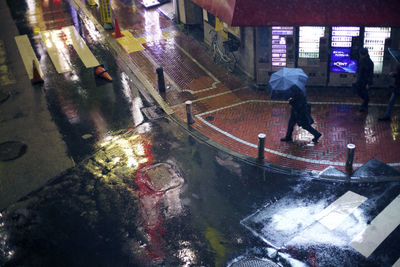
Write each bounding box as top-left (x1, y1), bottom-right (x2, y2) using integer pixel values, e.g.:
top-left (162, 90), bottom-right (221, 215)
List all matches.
top-left (271, 26), bottom-right (293, 67)
top-left (363, 27), bottom-right (391, 73)
top-left (330, 26), bottom-right (360, 73)
top-left (331, 26), bottom-right (360, 47)
top-left (299, 26), bottom-right (325, 58)
top-left (330, 48), bottom-right (357, 73)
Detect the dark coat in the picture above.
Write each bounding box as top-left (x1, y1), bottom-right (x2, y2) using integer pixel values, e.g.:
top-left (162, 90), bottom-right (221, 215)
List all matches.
top-left (289, 93), bottom-right (314, 127)
top-left (393, 64), bottom-right (400, 94)
top-left (356, 56), bottom-right (374, 87)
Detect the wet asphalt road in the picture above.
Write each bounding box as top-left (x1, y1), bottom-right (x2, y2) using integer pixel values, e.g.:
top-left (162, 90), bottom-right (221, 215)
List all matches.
top-left (1, 0), bottom-right (400, 266)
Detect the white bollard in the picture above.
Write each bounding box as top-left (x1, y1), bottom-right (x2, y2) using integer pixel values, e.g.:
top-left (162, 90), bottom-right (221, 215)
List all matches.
top-left (257, 133), bottom-right (266, 161)
top-left (345, 144), bottom-right (356, 174)
top-left (185, 101), bottom-right (194, 125)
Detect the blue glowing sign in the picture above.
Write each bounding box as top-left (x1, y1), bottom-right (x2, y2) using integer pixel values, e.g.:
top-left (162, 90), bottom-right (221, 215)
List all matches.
top-left (330, 48), bottom-right (357, 73)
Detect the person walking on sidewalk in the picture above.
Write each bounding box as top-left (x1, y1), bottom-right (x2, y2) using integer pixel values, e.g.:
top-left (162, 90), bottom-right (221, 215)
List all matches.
top-left (353, 47), bottom-right (374, 112)
top-left (379, 63), bottom-right (400, 121)
top-left (280, 88), bottom-right (322, 143)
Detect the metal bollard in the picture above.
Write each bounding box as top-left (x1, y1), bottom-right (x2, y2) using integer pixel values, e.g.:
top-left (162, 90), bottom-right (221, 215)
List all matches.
top-left (257, 133), bottom-right (266, 161)
top-left (345, 144), bottom-right (356, 174)
top-left (156, 67), bottom-right (166, 94)
top-left (185, 101), bottom-right (194, 125)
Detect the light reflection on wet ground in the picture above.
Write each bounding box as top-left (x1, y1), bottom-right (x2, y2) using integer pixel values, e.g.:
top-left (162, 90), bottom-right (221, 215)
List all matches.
top-left (1, 114), bottom-right (400, 266)
top-left (3, 0), bottom-right (400, 266)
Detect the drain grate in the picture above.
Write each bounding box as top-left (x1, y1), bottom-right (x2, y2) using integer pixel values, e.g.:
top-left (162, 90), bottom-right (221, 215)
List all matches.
top-left (230, 257), bottom-right (279, 267)
top-left (141, 106), bottom-right (166, 120)
top-left (0, 141), bottom-right (27, 161)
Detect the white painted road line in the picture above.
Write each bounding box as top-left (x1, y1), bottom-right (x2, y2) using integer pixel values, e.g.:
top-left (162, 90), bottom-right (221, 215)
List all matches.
top-left (314, 191), bottom-right (367, 230)
top-left (15, 35), bottom-right (43, 79)
top-left (195, 100), bottom-right (400, 167)
top-left (393, 257), bottom-right (400, 267)
top-left (350, 194), bottom-right (400, 258)
top-left (63, 26), bottom-right (99, 68)
top-left (41, 30), bottom-right (72, 73)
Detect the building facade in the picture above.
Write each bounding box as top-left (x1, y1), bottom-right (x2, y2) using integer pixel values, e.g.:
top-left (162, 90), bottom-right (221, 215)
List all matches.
top-left (173, 0), bottom-right (400, 87)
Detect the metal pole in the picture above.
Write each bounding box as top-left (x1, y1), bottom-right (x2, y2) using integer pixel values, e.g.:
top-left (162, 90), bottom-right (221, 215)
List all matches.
top-left (185, 101), bottom-right (194, 125)
top-left (156, 67), bottom-right (166, 94)
top-left (345, 144), bottom-right (356, 174)
top-left (257, 133), bottom-right (266, 161)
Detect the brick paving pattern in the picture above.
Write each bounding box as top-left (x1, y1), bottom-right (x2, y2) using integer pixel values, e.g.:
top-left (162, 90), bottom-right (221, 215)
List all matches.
top-left (100, 0), bottom-right (400, 172)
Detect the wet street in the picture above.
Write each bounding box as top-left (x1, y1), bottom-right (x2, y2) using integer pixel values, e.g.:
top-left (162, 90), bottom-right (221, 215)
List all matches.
top-left (1, 0), bottom-right (400, 266)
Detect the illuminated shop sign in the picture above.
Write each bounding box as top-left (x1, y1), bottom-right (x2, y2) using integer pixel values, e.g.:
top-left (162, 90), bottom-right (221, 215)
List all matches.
top-left (330, 48), bottom-right (357, 73)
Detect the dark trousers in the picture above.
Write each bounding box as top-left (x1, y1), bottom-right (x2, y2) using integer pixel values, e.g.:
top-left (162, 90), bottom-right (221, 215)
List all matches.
top-left (285, 114), bottom-right (320, 138)
top-left (356, 83), bottom-right (369, 108)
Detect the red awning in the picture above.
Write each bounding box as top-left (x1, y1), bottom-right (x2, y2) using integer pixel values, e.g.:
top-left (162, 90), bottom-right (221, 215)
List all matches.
top-left (192, 0), bottom-right (400, 27)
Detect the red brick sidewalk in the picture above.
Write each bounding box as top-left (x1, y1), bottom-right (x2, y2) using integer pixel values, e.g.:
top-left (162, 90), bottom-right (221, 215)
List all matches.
top-left (104, 0), bottom-right (400, 172)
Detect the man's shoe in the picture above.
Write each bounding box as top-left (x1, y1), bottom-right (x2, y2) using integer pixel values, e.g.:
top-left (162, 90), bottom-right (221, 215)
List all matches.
top-left (312, 133), bottom-right (322, 143)
top-left (280, 137), bottom-right (292, 142)
top-left (378, 116), bottom-right (391, 121)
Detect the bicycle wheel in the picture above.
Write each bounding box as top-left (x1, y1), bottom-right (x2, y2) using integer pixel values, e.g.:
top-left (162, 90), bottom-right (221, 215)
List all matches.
top-left (226, 52), bottom-right (237, 72)
top-left (211, 42), bottom-right (219, 63)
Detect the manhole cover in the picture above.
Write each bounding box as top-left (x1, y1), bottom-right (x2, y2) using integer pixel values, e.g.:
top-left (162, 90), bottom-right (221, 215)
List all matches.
top-left (205, 116), bottom-right (214, 121)
top-left (0, 141), bottom-right (27, 161)
top-left (230, 257), bottom-right (279, 267)
top-left (0, 91), bottom-right (10, 104)
top-left (141, 106), bottom-right (166, 120)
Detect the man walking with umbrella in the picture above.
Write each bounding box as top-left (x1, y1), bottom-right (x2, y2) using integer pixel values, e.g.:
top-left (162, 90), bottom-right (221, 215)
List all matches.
top-left (268, 67), bottom-right (322, 143)
top-left (280, 86), bottom-right (322, 143)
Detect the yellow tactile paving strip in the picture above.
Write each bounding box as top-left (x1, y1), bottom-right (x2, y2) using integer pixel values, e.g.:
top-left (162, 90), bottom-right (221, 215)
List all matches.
top-left (116, 30), bottom-right (145, 53)
top-left (116, 30), bottom-right (172, 53)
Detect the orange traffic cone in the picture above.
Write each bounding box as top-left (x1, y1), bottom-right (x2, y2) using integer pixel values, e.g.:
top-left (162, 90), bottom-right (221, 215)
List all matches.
top-left (112, 18), bottom-right (124, 38)
top-left (31, 60), bottom-right (44, 84)
top-left (95, 65), bottom-right (113, 81)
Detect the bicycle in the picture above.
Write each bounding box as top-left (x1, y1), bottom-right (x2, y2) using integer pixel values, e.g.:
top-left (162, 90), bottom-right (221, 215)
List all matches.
top-left (209, 29), bottom-right (238, 72)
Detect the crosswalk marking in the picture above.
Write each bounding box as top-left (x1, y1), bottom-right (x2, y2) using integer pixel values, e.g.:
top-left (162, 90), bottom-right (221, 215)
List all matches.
top-left (350, 194), bottom-right (400, 258)
top-left (63, 26), bottom-right (99, 68)
top-left (393, 257), bottom-right (400, 267)
top-left (41, 26), bottom-right (100, 73)
top-left (314, 191), bottom-right (367, 230)
top-left (14, 35), bottom-right (42, 79)
top-left (40, 30), bottom-right (72, 73)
